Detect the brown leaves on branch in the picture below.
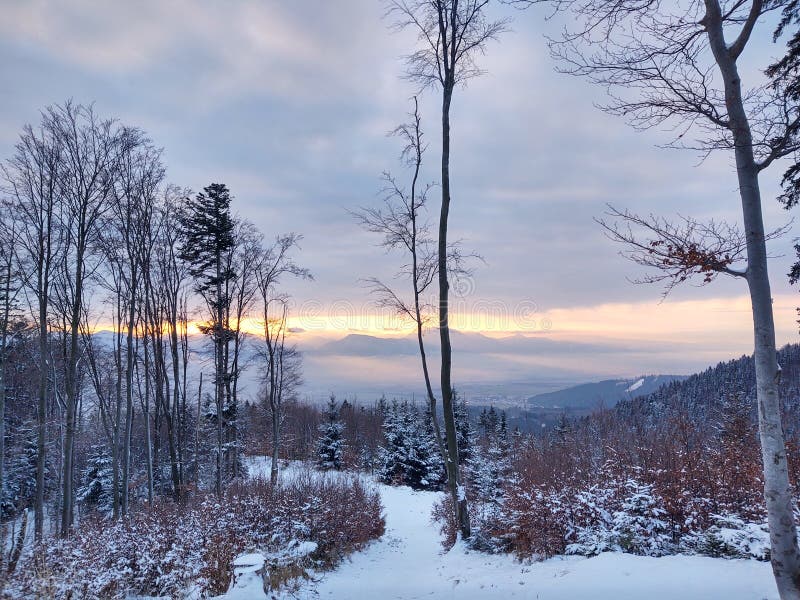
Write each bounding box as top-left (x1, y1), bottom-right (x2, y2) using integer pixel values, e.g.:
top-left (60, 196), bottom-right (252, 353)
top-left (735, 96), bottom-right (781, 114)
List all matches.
top-left (597, 205), bottom-right (789, 296)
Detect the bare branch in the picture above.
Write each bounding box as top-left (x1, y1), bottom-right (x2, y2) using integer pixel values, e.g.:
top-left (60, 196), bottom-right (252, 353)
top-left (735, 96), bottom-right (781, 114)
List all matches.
top-left (596, 205), bottom-right (787, 296)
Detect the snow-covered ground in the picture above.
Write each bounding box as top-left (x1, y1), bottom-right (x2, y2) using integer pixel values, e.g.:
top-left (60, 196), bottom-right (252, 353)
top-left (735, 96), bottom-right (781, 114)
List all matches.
top-left (219, 465), bottom-right (779, 600)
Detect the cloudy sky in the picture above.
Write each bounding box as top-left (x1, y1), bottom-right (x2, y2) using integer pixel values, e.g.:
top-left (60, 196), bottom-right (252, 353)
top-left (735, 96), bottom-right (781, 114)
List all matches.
top-left (2, 1), bottom-right (799, 394)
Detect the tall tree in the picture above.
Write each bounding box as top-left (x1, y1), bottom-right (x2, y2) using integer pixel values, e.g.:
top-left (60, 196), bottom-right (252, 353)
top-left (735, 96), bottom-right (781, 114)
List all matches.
top-left (255, 233), bottom-right (310, 484)
top-left (387, 0), bottom-right (508, 539)
top-left (354, 97), bottom-right (445, 463)
top-left (3, 111), bottom-right (64, 540)
top-left (150, 187), bottom-right (190, 500)
top-left (111, 133), bottom-right (164, 514)
top-left (178, 183), bottom-right (236, 497)
top-left (525, 0), bottom-right (800, 595)
top-left (0, 204), bottom-right (23, 528)
top-left (222, 220), bottom-right (263, 480)
top-left (52, 102), bottom-right (127, 535)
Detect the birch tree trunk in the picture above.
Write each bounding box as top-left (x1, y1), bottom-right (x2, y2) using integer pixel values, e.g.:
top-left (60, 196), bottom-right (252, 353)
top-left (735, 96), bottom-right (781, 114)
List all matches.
top-left (705, 2), bottom-right (800, 595)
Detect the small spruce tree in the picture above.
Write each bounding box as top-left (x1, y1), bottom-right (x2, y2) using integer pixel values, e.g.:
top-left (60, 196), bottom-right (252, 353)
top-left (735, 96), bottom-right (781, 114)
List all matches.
top-left (317, 395), bottom-right (344, 470)
top-left (77, 445), bottom-right (114, 515)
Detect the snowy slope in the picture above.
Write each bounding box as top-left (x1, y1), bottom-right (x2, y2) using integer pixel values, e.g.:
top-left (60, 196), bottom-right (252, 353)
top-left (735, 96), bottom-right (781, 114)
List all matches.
top-left (219, 474), bottom-right (778, 600)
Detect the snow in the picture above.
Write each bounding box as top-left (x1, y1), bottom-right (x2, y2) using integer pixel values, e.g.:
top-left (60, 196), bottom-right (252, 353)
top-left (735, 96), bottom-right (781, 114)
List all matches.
top-left (626, 378), bottom-right (645, 392)
top-left (218, 474), bottom-right (780, 600)
top-left (223, 552), bottom-right (265, 600)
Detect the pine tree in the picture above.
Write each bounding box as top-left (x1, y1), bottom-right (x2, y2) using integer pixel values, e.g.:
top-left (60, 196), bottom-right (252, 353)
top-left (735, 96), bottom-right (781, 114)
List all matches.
top-left (453, 392), bottom-right (474, 465)
top-left (378, 401), bottom-right (406, 484)
top-left (611, 480), bottom-right (672, 556)
top-left (178, 183), bottom-right (237, 495)
top-left (1, 426), bottom-right (37, 520)
top-left (378, 401), bottom-right (444, 490)
top-left (77, 445), bottom-right (114, 515)
top-left (317, 395), bottom-right (344, 470)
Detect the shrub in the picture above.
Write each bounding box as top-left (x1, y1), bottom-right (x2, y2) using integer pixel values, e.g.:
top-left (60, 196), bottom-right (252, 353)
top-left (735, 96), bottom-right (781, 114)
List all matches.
top-left (4, 470), bottom-right (384, 599)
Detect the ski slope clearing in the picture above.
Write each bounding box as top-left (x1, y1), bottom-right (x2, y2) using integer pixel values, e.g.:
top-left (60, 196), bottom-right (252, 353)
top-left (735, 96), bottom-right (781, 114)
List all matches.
top-left (220, 470), bottom-right (779, 600)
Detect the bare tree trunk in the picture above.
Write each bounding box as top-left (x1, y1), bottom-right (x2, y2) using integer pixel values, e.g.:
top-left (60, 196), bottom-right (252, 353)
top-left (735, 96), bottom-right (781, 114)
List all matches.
top-left (195, 372), bottom-right (203, 486)
top-left (705, 2), bottom-right (800, 596)
top-left (34, 236), bottom-right (53, 541)
top-left (215, 269), bottom-right (224, 497)
top-left (61, 239), bottom-right (86, 535)
top-left (170, 304), bottom-right (184, 497)
top-left (0, 229), bottom-right (15, 536)
top-left (121, 363), bottom-right (134, 516)
top-left (121, 263), bottom-right (137, 515)
top-left (112, 295), bottom-right (124, 519)
top-left (409, 97), bottom-right (445, 464)
top-left (439, 78), bottom-right (470, 539)
top-left (34, 299), bottom-right (47, 541)
top-left (270, 404), bottom-right (280, 486)
top-left (141, 336), bottom-right (154, 505)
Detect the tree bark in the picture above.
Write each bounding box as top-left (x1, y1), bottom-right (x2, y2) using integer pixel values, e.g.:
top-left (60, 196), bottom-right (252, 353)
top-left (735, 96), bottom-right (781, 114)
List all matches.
top-left (34, 220), bottom-right (53, 541)
top-left (439, 76), bottom-right (470, 539)
top-left (705, 1), bottom-right (800, 596)
top-left (61, 232), bottom-right (88, 535)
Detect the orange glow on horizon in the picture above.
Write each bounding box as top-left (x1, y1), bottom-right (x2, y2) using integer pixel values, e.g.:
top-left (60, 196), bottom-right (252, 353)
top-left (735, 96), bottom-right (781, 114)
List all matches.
top-left (89, 293), bottom-right (800, 348)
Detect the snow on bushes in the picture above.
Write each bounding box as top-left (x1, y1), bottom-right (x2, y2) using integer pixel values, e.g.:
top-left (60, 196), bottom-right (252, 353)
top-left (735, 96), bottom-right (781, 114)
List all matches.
top-left (430, 390), bottom-right (790, 562)
top-left (440, 465), bottom-right (775, 562)
top-left (3, 470), bottom-right (384, 599)
top-left (566, 479), bottom-right (672, 556)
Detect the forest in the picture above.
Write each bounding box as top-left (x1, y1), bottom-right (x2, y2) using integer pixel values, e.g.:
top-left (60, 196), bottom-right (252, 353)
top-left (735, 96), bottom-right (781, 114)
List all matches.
top-left (2, 0), bottom-right (800, 599)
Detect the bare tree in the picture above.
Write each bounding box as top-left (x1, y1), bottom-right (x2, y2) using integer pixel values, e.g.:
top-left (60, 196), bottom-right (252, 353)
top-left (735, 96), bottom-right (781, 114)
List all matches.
top-left (387, 0), bottom-right (508, 539)
top-left (3, 114), bottom-right (65, 541)
top-left (354, 97), bottom-right (447, 463)
top-left (521, 0), bottom-right (800, 595)
top-left (255, 234), bottom-right (311, 485)
top-left (0, 204), bottom-right (24, 533)
top-left (50, 102), bottom-right (127, 535)
top-left (149, 187), bottom-right (190, 500)
top-left (222, 220), bottom-right (263, 480)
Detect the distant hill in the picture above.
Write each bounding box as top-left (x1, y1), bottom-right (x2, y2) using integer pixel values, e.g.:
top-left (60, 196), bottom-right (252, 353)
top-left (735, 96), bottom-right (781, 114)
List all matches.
top-left (526, 375), bottom-right (687, 411)
top-left (315, 333), bottom-right (420, 356)
top-left (614, 343), bottom-right (800, 434)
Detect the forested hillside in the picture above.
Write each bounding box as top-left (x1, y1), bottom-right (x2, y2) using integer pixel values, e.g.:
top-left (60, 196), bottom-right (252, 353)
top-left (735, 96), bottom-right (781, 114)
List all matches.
top-left (616, 344), bottom-right (800, 433)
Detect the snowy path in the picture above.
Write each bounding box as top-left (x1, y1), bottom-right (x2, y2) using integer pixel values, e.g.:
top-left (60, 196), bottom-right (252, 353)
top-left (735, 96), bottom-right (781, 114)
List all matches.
top-left (284, 484), bottom-right (779, 600)
top-left (220, 465), bottom-right (780, 599)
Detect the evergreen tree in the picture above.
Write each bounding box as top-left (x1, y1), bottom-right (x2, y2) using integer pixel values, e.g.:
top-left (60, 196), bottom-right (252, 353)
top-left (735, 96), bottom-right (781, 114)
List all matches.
top-left (77, 445), bottom-right (114, 515)
top-left (378, 401), bottom-right (443, 490)
top-left (453, 392), bottom-right (474, 464)
top-left (178, 183), bottom-right (237, 495)
top-left (378, 401), bottom-right (405, 484)
top-left (1, 426), bottom-right (37, 520)
top-left (317, 395), bottom-right (344, 470)
top-left (468, 408), bottom-right (511, 498)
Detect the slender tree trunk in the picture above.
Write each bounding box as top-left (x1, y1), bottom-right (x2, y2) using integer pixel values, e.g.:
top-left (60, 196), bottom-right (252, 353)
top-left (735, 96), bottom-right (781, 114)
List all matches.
top-left (121, 361), bottom-right (134, 516)
top-left (34, 255), bottom-right (49, 541)
top-left (121, 264), bottom-right (138, 515)
top-left (270, 403), bottom-right (280, 486)
top-left (438, 79), bottom-right (470, 539)
top-left (112, 295), bottom-right (123, 519)
top-left (195, 372), bottom-right (203, 486)
top-left (409, 95), bottom-right (446, 465)
top-left (0, 245), bottom-right (13, 533)
top-left (61, 238), bottom-right (87, 536)
top-left (705, 3), bottom-right (800, 596)
top-left (142, 336), bottom-right (154, 505)
top-left (170, 306), bottom-right (184, 497)
top-left (215, 264), bottom-right (224, 497)
top-left (0, 332), bottom-right (7, 536)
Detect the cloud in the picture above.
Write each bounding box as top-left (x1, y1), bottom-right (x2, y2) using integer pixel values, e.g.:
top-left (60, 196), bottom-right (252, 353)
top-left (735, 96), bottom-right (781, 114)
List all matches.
top-left (1, 0), bottom-right (796, 394)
